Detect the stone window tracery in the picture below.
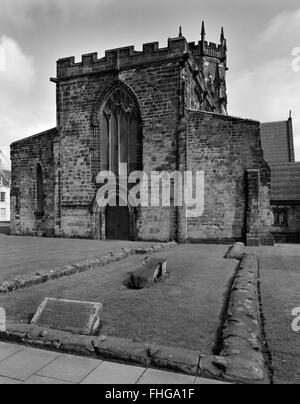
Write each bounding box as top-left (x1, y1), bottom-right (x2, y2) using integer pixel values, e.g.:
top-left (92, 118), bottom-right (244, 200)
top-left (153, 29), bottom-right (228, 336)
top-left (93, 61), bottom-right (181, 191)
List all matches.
top-left (101, 89), bottom-right (138, 176)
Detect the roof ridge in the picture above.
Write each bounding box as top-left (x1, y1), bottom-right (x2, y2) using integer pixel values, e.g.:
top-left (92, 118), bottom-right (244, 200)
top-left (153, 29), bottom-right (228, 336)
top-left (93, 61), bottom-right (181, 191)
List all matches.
top-left (270, 162), bottom-right (300, 167)
top-left (11, 127), bottom-right (58, 146)
top-left (0, 169), bottom-right (10, 185)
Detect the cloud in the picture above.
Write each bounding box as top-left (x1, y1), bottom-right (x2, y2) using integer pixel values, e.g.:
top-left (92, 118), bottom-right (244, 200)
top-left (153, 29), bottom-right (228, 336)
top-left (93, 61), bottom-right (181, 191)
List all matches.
top-left (258, 8), bottom-right (300, 46)
top-left (0, 0), bottom-right (111, 26)
top-left (0, 36), bottom-right (53, 154)
top-left (229, 57), bottom-right (300, 159)
top-left (0, 36), bottom-right (34, 92)
top-left (228, 8), bottom-right (300, 160)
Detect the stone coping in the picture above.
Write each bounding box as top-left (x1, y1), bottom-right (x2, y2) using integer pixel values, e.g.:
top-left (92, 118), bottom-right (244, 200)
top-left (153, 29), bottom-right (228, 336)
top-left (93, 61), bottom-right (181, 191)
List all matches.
top-left (0, 242), bottom-right (177, 295)
top-left (0, 323), bottom-right (222, 382)
top-left (220, 253), bottom-right (271, 384)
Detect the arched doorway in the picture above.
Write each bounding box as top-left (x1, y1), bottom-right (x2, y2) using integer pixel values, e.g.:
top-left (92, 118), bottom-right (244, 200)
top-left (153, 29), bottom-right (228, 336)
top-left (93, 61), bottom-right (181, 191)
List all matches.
top-left (105, 205), bottom-right (130, 240)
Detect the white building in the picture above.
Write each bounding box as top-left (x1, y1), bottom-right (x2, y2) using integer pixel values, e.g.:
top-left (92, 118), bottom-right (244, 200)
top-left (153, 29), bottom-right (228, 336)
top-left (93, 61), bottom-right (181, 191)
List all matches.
top-left (0, 150), bottom-right (11, 222)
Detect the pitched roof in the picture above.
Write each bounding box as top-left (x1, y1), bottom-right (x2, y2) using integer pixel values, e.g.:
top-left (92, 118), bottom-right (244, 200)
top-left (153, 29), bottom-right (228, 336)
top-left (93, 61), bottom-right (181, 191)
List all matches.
top-left (11, 127), bottom-right (58, 146)
top-left (261, 119), bottom-right (295, 164)
top-left (0, 169), bottom-right (11, 187)
top-left (0, 149), bottom-right (10, 170)
top-left (270, 163), bottom-right (300, 202)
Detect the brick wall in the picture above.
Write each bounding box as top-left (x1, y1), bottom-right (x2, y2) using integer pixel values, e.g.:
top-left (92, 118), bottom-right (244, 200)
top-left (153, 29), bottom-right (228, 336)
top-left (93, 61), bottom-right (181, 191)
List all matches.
top-left (13, 33), bottom-right (272, 244)
top-left (56, 46), bottom-right (182, 239)
top-left (10, 129), bottom-right (56, 236)
top-left (181, 110), bottom-right (273, 245)
top-left (271, 203), bottom-right (300, 242)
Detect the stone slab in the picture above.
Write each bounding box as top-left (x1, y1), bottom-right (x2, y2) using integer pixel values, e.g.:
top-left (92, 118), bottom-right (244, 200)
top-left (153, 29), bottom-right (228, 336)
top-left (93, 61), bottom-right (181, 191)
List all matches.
top-left (37, 354), bottom-right (101, 383)
top-left (0, 376), bottom-right (23, 384)
top-left (129, 258), bottom-right (168, 289)
top-left (0, 342), bottom-right (23, 362)
top-left (81, 361), bottom-right (146, 384)
top-left (25, 375), bottom-right (72, 384)
top-left (138, 368), bottom-right (196, 384)
top-left (0, 347), bottom-right (59, 381)
top-left (31, 298), bottom-right (103, 336)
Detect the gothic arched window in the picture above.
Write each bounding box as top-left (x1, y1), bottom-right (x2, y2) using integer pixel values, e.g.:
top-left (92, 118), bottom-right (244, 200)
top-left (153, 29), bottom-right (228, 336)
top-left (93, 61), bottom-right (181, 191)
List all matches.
top-left (101, 89), bottom-right (138, 176)
top-left (36, 164), bottom-right (44, 215)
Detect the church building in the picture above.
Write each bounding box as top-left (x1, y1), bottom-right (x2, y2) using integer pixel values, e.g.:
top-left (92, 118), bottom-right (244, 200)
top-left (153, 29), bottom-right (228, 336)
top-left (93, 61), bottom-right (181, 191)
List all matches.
top-left (10, 25), bottom-right (273, 245)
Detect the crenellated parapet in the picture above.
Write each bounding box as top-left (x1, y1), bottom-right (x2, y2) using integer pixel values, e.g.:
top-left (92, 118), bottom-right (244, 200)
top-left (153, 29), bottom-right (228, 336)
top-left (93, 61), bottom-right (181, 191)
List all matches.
top-left (188, 41), bottom-right (225, 59)
top-left (56, 24), bottom-right (227, 80)
top-left (57, 37), bottom-right (189, 80)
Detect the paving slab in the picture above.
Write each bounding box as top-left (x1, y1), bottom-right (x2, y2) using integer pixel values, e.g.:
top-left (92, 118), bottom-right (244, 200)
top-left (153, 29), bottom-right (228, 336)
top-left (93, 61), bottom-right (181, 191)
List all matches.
top-left (0, 347), bottom-right (59, 381)
top-left (0, 342), bottom-right (227, 385)
top-left (0, 342), bottom-right (23, 362)
top-left (194, 377), bottom-right (229, 384)
top-left (138, 368), bottom-right (196, 384)
top-left (81, 361), bottom-right (146, 384)
top-left (0, 376), bottom-right (23, 384)
top-left (25, 375), bottom-right (73, 384)
top-left (37, 354), bottom-right (101, 383)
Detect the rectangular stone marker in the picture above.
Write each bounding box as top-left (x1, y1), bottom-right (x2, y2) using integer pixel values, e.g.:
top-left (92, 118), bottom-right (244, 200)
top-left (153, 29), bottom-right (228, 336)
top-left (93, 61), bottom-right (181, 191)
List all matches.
top-left (0, 307), bottom-right (6, 332)
top-left (31, 298), bottom-right (103, 336)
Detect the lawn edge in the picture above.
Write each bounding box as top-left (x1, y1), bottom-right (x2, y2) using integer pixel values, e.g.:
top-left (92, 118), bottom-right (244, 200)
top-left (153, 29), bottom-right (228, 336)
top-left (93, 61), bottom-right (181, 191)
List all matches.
top-left (0, 247), bottom-right (271, 384)
top-left (219, 253), bottom-right (272, 384)
top-left (0, 241), bottom-right (177, 294)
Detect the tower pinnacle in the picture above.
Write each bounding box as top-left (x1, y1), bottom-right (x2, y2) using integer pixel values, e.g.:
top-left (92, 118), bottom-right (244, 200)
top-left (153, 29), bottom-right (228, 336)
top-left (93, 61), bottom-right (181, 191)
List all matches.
top-left (220, 27), bottom-right (225, 43)
top-left (201, 21), bottom-right (206, 42)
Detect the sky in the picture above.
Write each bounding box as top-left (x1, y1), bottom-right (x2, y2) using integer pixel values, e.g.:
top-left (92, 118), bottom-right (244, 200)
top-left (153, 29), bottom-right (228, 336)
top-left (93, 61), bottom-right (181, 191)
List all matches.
top-left (1, 0), bottom-right (300, 168)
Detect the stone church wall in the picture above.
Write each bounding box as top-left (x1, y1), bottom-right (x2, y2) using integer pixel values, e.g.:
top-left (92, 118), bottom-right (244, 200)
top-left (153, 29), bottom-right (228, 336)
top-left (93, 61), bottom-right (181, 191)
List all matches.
top-left (10, 129), bottom-right (56, 236)
top-left (182, 110), bottom-right (273, 244)
top-left (9, 33), bottom-right (273, 245)
top-left (56, 40), bottom-right (184, 239)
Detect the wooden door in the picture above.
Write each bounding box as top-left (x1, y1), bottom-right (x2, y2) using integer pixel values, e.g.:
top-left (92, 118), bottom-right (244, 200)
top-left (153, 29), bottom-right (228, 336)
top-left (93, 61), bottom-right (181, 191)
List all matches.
top-left (105, 206), bottom-right (130, 240)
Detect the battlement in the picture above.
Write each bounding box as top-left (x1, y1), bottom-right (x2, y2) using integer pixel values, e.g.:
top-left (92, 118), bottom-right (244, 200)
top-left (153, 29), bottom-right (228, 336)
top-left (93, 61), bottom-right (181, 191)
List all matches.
top-left (56, 29), bottom-right (227, 80)
top-left (188, 41), bottom-right (225, 59)
top-left (57, 37), bottom-right (189, 80)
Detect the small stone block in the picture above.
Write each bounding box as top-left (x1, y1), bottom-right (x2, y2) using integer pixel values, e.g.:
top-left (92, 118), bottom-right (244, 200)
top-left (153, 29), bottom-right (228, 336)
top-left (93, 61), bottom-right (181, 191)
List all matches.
top-left (129, 258), bottom-right (168, 289)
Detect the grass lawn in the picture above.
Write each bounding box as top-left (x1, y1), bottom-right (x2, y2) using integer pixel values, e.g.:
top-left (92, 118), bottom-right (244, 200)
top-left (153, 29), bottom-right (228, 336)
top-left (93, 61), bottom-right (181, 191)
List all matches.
top-left (0, 244), bottom-right (237, 354)
top-left (250, 245), bottom-right (300, 385)
top-left (0, 234), bottom-right (153, 282)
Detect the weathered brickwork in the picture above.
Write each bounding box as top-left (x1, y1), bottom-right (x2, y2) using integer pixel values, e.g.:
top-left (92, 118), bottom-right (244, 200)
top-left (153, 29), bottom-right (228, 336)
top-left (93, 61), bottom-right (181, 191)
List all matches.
top-left (10, 28), bottom-right (273, 245)
top-left (246, 170), bottom-right (274, 246)
top-left (10, 129), bottom-right (57, 236)
top-left (179, 111), bottom-right (273, 244)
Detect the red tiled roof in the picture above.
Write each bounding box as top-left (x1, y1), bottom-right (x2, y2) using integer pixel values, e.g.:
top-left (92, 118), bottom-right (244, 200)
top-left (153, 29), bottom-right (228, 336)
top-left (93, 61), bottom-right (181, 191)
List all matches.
top-left (0, 170), bottom-right (11, 187)
top-left (261, 120), bottom-right (295, 164)
top-left (270, 163), bottom-right (300, 202)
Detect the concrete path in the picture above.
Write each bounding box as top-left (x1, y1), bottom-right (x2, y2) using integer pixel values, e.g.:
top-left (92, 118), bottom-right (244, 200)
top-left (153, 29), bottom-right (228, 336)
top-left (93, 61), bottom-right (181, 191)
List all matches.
top-left (0, 342), bottom-right (225, 385)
